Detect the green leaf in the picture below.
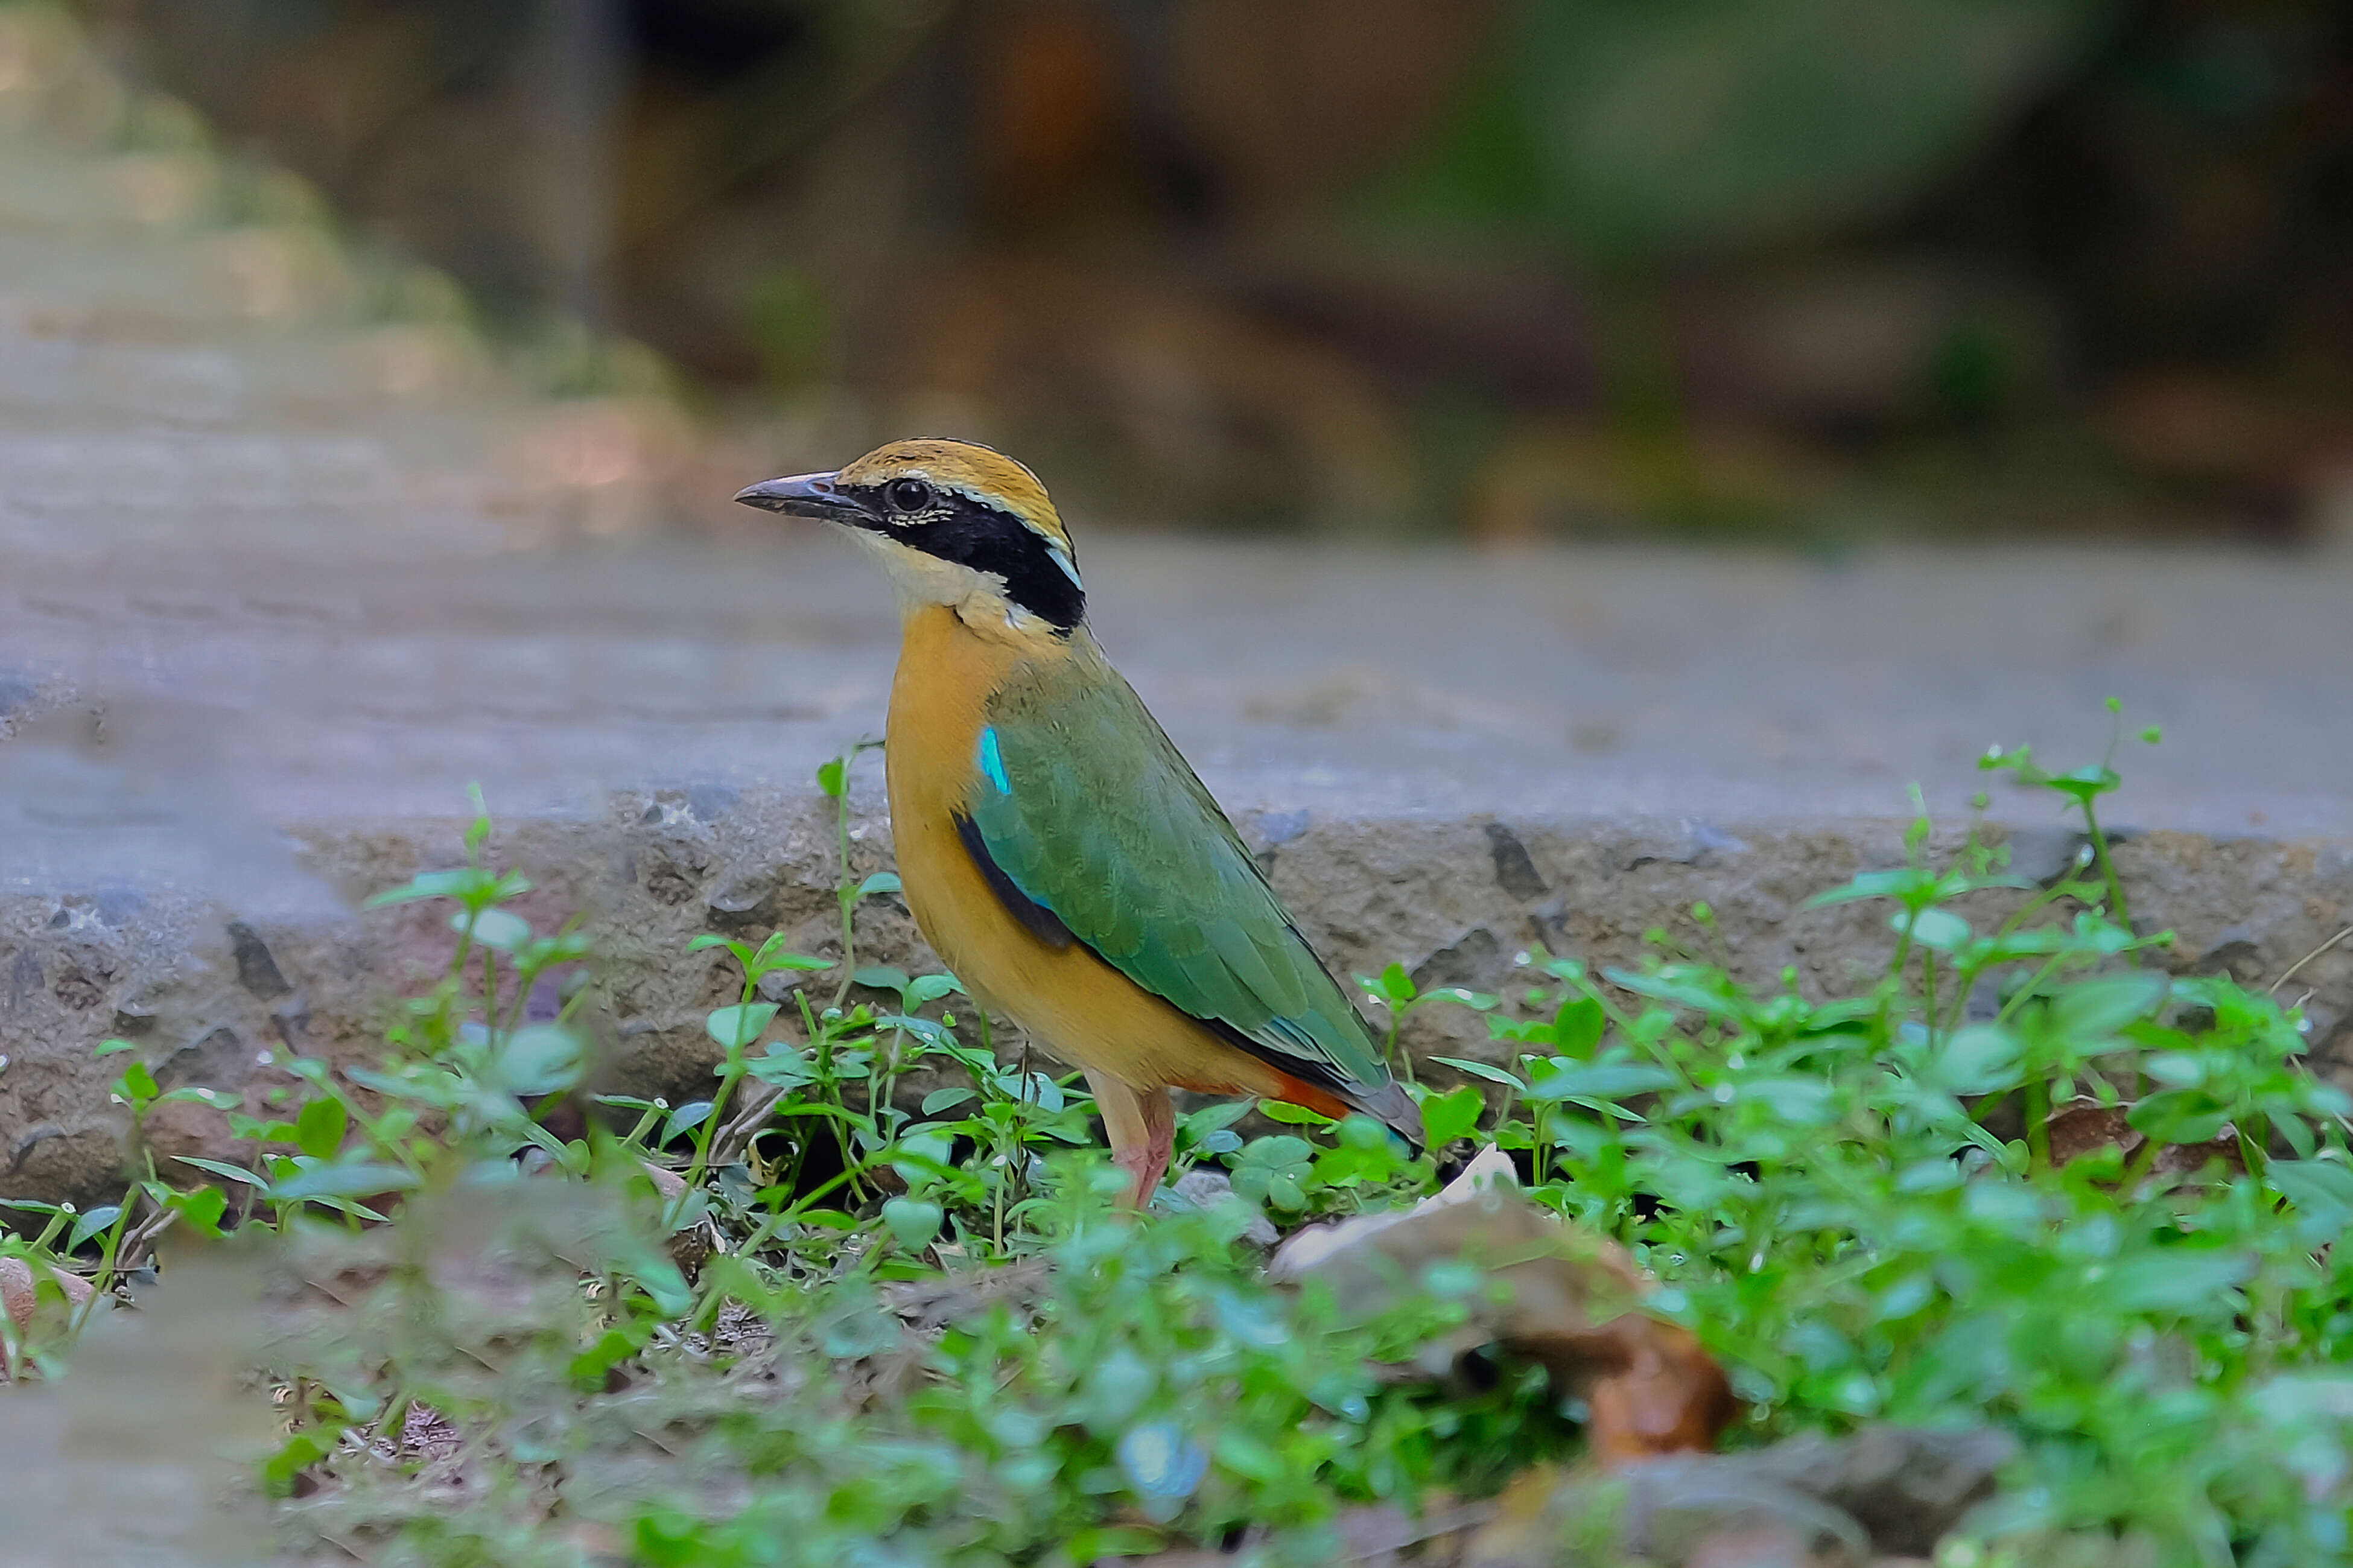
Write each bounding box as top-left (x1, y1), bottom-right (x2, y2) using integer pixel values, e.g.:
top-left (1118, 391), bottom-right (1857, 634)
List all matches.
top-left (906, 973), bottom-right (962, 1006)
top-left (1932, 1024), bottom-right (2022, 1096)
top-left (748, 1047), bottom-right (814, 1087)
top-left (293, 1097), bottom-right (348, 1160)
top-left (1182, 1100), bottom-right (1256, 1139)
top-left (68, 1205), bottom-right (121, 1249)
top-left (491, 1025), bottom-right (583, 1098)
top-left (1549, 995), bottom-right (1605, 1055)
top-left (1805, 868), bottom-right (1925, 907)
top-left (922, 1087), bottom-right (977, 1115)
top-left (856, 872), bottom-right (903, 898)
top-left (873, 1014), bottom-right (954, 1050)
top-left (1430, 1056), bottom-right (1527, 1090)
top-left (664, 1101), bottom-right (715, 1141)
top-left (1315, 1117), bottom-right (1402, 1182)
top-left (686, 933), bottom-right (737, 954)
top-left (2051, 972), bottom-right (2170, 1038)
top-left (92, 1038), bottom-right (137, 1057)
top-left (1380, 960), bottom-right (1420, 1002)
top-left (270, 1162), bottom-right (422, 1202)
top-left (1523, 1060), bottom-right (1675, 1103)
top-left (172, 1156), bottom-right (270, 1190)
top-left (1227, 1135), bottom-right (1315, 1211)
top-left (1730, 1075), bottom-right (1838, 1125)
top-left (1062, 1527), bottom-right (1165, 1561)
top-left (854, 965), bottom-right (910, 992)
top-left (752, 935), bottom-right (832, 973)
top-left (1356, 961), bottom-right (1418, 1006)
top-left (1896, 907), bottom-right (1972, 951)
top-left (881, 1196), bottom-right (942, 1248)
top-left (166, 1184), bottom-right (229, 1237)
top-left (262, 1430), bottom-right (336, 1498)
top-left (2055, 764), bottom-right (2121, 797)
top-left (2268, 1160), bottom-right (2353, 1239)
top-left (705, 1003), bottom-right (780, 1049)
top-left (816, 757), bottom-right (847, 798)
top-left (118, 1060), bottom-right (159, 1103)
top-left (888, 1130), bottom-right (957, 1183)
top-left (1418, 1084), bottom-right (1486, 1147)
top-left (1313, 1145), bottom-right (1389, 1185)
top-left (1257, 1099), bottom-right (1335, 1126)
top-left (454, 906), bottom-right (531, 951)
top-left (2101, 1250), bottom-right (2252, 1315)
top-left (1417, 986), bottom-right (1499, 1012)
top-left (570, 1326), bottom-right (646, 1392)
top-left (1239, 1134), bottom-right (1311, 1166)
top-left (2126, 1092), bottom-right (2229, 1147)
top-left (364, 867), bottom-right (489, 907)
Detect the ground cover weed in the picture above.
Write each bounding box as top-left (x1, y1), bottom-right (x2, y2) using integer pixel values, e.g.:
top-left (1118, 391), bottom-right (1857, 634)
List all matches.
top-left (3, 717), bottom-right (2349, 1565)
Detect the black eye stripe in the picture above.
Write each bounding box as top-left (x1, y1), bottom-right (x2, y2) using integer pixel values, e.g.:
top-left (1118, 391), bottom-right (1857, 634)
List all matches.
top-left (844, 484), bottom-right (1084, 633)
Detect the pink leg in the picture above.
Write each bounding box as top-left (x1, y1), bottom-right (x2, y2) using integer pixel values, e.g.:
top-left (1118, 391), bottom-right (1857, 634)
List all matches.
top-left (1085, 1070), bottom-right (1175, 1207)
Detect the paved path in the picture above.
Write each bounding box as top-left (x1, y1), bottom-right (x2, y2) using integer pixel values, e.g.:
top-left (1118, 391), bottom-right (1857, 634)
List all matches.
top-left (8, 533), bottom-right (2346, 897)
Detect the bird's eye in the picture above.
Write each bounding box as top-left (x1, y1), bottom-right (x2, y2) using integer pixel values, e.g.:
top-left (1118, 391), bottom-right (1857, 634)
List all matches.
top-left (886, 478), bottom-right (933, 513)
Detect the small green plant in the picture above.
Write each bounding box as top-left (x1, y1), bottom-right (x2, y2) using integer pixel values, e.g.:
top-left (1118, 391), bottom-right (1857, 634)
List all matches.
top-left (5, 716), bottom-right (2349, 1567)
top-left (816, 738), bottom-right (888, 1006)
top-left (1354, 959), bottom-right (1497, 1084)
top-left (1978, 695), bottom-right (2164, 926)
top-left (3, 1035), bottom-right (243, 1376)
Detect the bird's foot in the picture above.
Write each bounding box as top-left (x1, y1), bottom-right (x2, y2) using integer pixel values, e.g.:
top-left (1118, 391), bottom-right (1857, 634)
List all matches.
top-left (1085, 1071), bottom-right (1176, 1210)
top-left (1113, 1140), bottom-right (1172, 1209)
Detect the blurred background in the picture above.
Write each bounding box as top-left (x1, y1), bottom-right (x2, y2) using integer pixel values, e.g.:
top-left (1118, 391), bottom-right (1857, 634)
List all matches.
top-left (67, 0), bottom-right (2353, 544)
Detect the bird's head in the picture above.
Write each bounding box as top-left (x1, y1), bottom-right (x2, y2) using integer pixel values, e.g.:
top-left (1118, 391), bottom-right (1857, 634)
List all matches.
top-left (735, 438), bottom-right (1084, 636)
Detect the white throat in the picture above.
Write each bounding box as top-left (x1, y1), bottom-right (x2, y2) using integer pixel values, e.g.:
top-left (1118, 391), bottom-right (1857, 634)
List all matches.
top-left (852, 530), bottom-right (1040, 636)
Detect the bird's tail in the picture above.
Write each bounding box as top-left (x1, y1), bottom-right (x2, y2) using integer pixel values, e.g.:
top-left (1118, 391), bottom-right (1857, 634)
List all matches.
top-left (1344, 1076), bottom-right (1426, 1156)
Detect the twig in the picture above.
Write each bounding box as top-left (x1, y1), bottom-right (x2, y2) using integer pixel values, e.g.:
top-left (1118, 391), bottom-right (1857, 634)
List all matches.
top-left (106, 1192), bottom-right (179, 1280)
top-left (1337, 1502), bottom-right (1496, 1563)
top-left (2270, 925), bottom-right (2353, 997)
top-left (710, 1083), bottom-right (786, 1166)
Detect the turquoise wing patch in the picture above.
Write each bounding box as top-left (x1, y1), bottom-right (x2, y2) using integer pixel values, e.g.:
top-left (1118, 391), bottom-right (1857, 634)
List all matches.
top-left (977, 726), bottom-right (1011, 795)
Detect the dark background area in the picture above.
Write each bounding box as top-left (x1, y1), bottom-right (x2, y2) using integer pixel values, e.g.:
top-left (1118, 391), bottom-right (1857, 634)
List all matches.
top-left (77, 0), bottom-right (2353, 541)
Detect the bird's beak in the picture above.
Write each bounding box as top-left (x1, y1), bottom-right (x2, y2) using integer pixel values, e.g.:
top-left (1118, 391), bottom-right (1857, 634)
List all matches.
top-left (732, 471), bottom-right (869, 524)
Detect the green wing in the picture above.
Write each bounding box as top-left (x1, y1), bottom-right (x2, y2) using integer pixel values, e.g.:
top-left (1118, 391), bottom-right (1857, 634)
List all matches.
top-left (964, 654), bottom-right (1408, 1124)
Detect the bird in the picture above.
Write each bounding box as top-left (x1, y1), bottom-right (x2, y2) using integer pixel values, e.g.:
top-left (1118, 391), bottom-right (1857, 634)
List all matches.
top-left (735, 439), bottom-right (1423, 1205)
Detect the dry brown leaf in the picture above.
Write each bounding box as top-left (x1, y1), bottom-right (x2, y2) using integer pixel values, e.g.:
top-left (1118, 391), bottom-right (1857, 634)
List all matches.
top-left (2045, 1105), bottom-right (2246, 1180)
top-left (1269, 1149), bottom-right (1736, 1463)
top-left (2045, 1104), bottom-right (2139, 1166)
top-left (0, 1255), bottom-right (95, 1356)
top-left (1462, 1425), bottom-right (2013, 1568)
top-left (639, 1160), bottom-right (691, 1204)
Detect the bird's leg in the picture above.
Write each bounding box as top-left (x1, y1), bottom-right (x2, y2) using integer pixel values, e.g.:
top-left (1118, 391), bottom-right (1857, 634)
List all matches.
top-left (1085, 1070), bottom-right (1175, 1208)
